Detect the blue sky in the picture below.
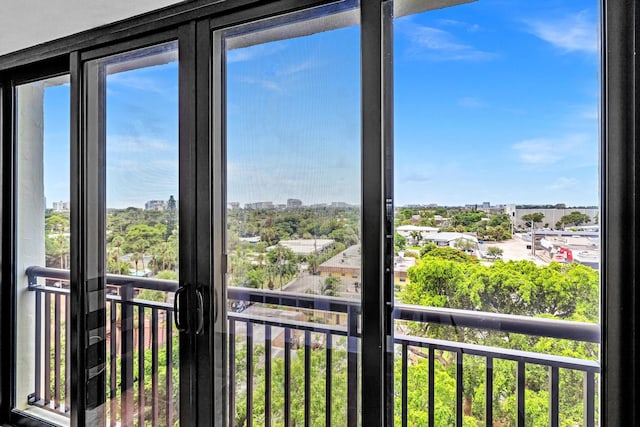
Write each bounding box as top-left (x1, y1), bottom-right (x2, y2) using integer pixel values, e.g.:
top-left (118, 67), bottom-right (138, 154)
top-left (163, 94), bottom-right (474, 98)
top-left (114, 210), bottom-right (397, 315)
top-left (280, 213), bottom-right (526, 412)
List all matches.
top-left (393, 0), bottom-right (599, 206)
top-left (43, 83), bottom-right (71, 208)
top-left (44, 0), bottom-right (600, 208)
top-left (104, 61), bottom-right (179, 208)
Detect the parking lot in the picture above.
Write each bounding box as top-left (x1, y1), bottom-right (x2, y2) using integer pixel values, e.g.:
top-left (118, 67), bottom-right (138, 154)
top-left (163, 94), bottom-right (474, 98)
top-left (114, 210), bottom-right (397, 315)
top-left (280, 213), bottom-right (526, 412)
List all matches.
top-left (478, 235), bottom-right (548, 266)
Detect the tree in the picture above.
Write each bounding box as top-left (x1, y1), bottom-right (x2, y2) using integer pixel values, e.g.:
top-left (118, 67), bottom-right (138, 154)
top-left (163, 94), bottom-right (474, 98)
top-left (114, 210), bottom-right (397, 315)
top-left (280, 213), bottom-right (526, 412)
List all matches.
top-left (557, 211), bottom-right (591, 229)
top-left (322, 276), bottom-right (341, 296)
top-left (243, 268), bottom-right (266, 289)
top-left (454, 238), bottom-right (476, 252)
top-left (401, 257), bottom-right (599, 425)
top-left (409, 230), bottom-right (423, 246)
top-left (394, 233), bottom-right (407, 253)
top-left (486, 246), bottom-right (503, 259)
top-left (521, 212), bottom-right (545, 228)
top-left (110, 235), bottom-right (125, 274)
top-left (307, 253), bottom-right (319, 275)
top-left (267, 244), bottom-right (298, 288)
top-left (165, 195), bottom-right (177, 239)
top-left (123, 224), bottom-right (166, 275)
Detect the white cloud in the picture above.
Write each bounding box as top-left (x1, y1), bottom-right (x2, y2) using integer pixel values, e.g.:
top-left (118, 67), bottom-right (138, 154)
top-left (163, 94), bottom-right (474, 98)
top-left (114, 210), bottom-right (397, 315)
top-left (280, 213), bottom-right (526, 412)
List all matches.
top-left (237, 76), bottom-right (281, 91)
top-left (107, 135), bottom-right (175, 153)
top-left (438, 19), bottom-right (481, 33)
top-left (278, 59), bottom-right (319, 76)
top-left (525, 10), bottom-right (598, 54)
top-left (108, 73), bottom-right (173, 95)
top-left (512, 133), bottom-right (591, 166)
top-left (227, 43), bottom-right (285, 63)
top-left (401, 22), bottom-right (496, 62)
top-left (547, 177), bottom-right (579, 191)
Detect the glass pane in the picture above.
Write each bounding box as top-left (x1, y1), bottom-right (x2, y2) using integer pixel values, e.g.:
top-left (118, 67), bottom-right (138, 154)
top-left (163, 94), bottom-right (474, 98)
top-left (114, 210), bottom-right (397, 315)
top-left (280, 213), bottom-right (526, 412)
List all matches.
top-left (15, 75), bottom-right (71, 424)
top-left (87, 41), bottom-right (180, 426)
top-left (221, 2), bottom-right (362, 425)
top-left (393, 0), bottom-right (600, 425)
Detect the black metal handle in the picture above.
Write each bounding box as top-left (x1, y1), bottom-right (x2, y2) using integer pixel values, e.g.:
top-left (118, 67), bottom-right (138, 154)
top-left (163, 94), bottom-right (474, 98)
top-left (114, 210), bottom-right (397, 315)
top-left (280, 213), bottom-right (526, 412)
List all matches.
top-left (174, 285), bottom-right (189, 333)
top-left (194, 287), bottom-right (205, 335)
top-left (213, 288), bottom-right (218, 324)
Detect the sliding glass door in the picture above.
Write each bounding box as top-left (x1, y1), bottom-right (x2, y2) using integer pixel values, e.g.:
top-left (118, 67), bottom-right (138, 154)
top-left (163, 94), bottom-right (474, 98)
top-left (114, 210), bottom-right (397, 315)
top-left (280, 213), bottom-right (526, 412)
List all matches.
top-left (80, 40), bottom-right (182, 426)
top-left (8, 2), bottom-right (395, 426)
top-left (214, 2), bottom-right (364, 425)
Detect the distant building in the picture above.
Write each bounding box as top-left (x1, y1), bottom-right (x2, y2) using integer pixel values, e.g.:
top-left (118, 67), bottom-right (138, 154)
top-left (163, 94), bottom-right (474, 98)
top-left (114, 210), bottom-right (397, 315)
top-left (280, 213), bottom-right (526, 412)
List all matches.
top-left (318, 245), bottom-right (415, 286)
top-left (245, 201), bottom-right (274, 209)
top-left (396, 225), bottom-right (438, 244)
top-left (512, 207), bottom-right (598, 229)
top-left (394, 255), bottom-right (416, 286)
top-left (52, 201), bottom-right (70, 212)
top-left (272, 239), bottom-right (334, 257)
top-left (318, 245), bottom-right (362, 283)
top-left (482, 202), bottom-right (491, 208)
top-left (229, 202), bottom-right (240, 210)
top-left (145, 200), bottom-right (166, 211)
top-left (421, 232), bottom-right (478, 249)
top-left (287, 198), bottom-right (303, 208)
top-left (239, 236), bottom-right (261, 245)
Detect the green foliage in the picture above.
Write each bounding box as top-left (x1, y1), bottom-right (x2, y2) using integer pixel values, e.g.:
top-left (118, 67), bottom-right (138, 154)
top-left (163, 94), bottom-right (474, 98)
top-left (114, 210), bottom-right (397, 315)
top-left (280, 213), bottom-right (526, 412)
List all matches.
top-left (227, 206), bottom-right (360, 248)
top-left (486, 246), bottom-right (503, 258)
top-left (557, 211), bottom-right (591, 229)
top-left (322, 276), bottom-right (341, 296)
top-left (420, 245), bottom-right (477, 264)
top-left (101, 204), bottom-right (180, 277)
top-left (44, 211), bottom-right (70, 268)
top-left (394, 232), bottom-right (407, 253)
top-left (137, 288), bottom-right (166, 302)
top-left (155, 270), bottom-right (178, 280)
top-left (233, 337), bottom-right (349, 427)
top-left (522, 212), bottom-right (545, 227)
top-left (399, 256), bottom-right (599, 426)
top-left (452, 211), bottom-right (486, 228)
top-left (405, 258), bottom-right (598, 320)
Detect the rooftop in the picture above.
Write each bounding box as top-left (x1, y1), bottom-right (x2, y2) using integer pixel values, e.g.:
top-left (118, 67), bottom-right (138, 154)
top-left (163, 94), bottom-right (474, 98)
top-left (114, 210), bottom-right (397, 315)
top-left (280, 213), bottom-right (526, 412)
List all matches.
top-left (319, 244), bottom-right (361, 270)
top-left (272, 239), bottom-right (335, 256)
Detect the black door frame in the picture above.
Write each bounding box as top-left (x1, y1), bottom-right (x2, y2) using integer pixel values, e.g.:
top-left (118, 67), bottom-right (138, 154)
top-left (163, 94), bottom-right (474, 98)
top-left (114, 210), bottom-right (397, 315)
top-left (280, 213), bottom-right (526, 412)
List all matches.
top-left (0, 0), bottom-right (637, 426)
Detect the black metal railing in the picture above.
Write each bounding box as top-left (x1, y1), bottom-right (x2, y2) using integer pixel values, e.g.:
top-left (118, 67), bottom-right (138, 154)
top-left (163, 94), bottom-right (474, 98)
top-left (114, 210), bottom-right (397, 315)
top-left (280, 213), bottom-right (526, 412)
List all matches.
top-left (27, 266), bottom-right (179, 426)
top-left (27, 266), bottom-right (601, 427)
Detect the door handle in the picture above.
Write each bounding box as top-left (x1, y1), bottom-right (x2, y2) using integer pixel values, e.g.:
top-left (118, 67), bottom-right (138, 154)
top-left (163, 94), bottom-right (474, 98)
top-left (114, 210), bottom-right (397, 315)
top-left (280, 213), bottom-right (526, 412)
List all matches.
top-left (174, 283), bottom-right (206, 335)
top-left (174, 285), bottom-right (190, 333)
top-left (194, 286), bottom-right (205, 335)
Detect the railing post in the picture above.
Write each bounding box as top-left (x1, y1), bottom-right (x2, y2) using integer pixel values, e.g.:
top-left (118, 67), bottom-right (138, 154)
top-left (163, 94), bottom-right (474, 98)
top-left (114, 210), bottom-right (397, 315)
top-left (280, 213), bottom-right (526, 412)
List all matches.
top-left (584, 371), bottom-right (595, 427)
top-left (34, 284), bottom-right (42, 405)
top-left (120, 284), bottom-right (134, 426)
top-left (347, 305), bottom-right (358, 427)
top-left (549, 366), bottom-right (559, 427)
top-left (517, 362), bottom-right (525, 427)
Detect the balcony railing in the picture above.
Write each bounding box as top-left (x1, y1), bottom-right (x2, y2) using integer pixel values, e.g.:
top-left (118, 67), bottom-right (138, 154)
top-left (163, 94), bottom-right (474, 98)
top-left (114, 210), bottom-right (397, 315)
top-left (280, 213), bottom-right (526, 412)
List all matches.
top-left (27, 266), bottom-right (600, 427)
top-left (26, 266), bottom-right (179, 426)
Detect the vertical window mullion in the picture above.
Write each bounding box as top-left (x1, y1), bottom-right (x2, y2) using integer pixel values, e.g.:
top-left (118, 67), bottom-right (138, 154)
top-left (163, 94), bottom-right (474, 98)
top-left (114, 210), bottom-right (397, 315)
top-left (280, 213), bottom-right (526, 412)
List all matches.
top-left (73, 52), bottom-right (108, 426)
top-left (361, 1), bottom-right (387, 425)
top-left (69, 50), bottom-right (85, 427)
top-left (0, 79), bottom-right (14, 422)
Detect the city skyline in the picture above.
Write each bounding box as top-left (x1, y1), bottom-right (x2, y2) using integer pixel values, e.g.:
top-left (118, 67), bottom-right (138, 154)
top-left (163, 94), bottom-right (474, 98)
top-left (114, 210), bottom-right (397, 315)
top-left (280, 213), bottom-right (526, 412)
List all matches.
top-left (42, 0), bottom-right (599, 209)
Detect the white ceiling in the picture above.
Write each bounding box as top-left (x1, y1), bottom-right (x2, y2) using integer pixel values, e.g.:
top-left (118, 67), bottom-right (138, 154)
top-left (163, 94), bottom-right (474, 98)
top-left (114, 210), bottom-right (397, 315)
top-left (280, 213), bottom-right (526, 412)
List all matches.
top-left (0, 0), bottom-right (475, 58)
top-left (0, 0), bottom-right (185, 57)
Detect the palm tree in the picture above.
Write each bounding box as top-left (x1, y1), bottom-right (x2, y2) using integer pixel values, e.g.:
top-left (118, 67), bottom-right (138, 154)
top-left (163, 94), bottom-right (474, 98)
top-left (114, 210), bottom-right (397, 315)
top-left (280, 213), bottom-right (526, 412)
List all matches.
top-left (409, 230), bottom-right (423, 246)
top-left (130, 253), bottom-right (141, 276)
top-left (110, 235), bottom-right (125, 274)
